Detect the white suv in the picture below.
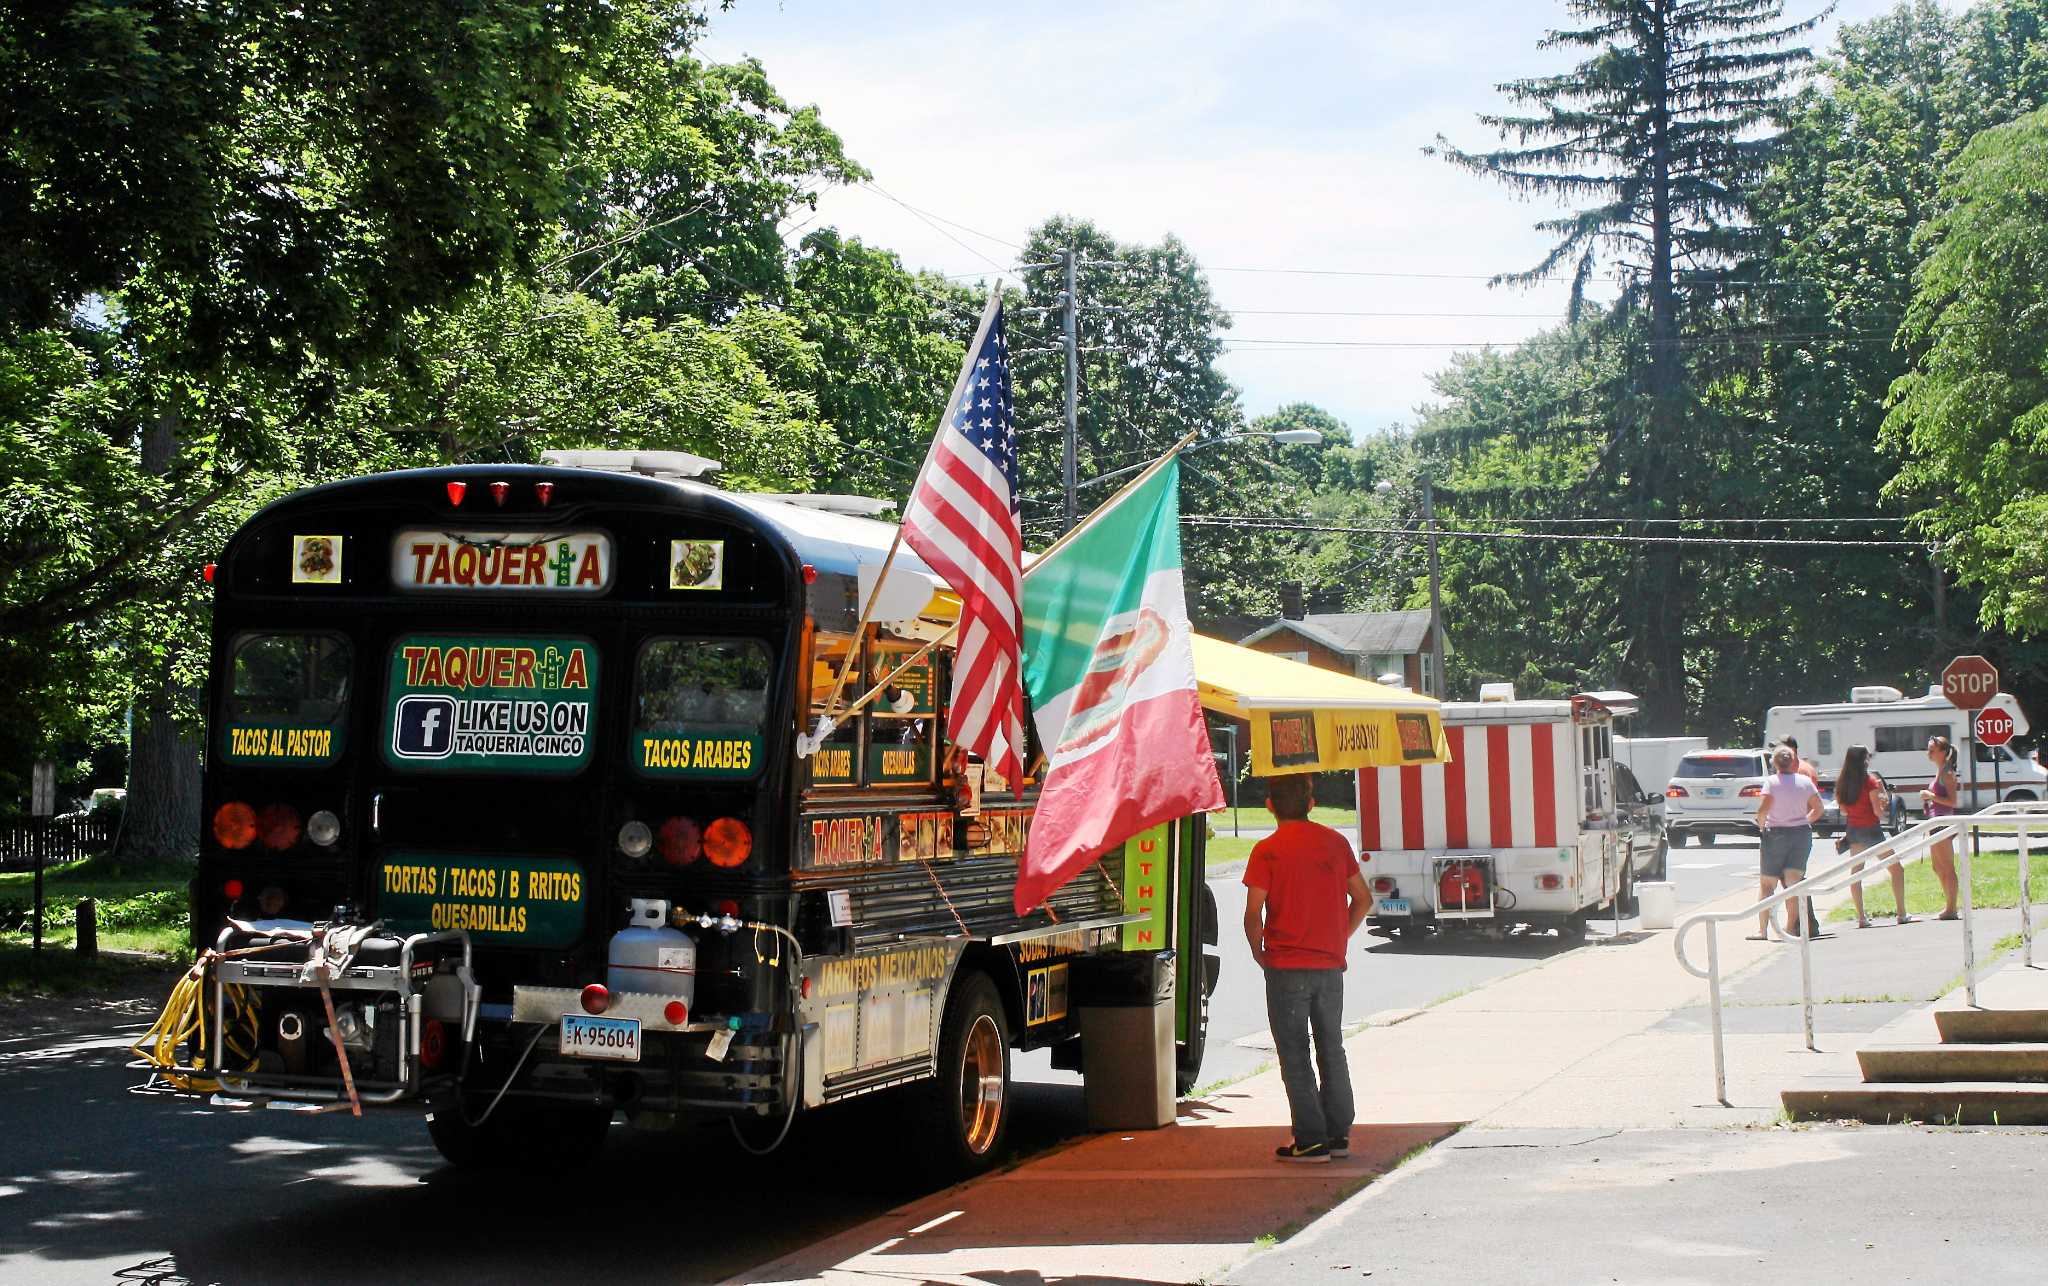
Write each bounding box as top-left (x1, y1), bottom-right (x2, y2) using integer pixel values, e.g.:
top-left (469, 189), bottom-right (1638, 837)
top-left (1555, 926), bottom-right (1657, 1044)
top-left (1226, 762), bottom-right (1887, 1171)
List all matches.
top-left (1664, 749), bottom-right (1767, 847)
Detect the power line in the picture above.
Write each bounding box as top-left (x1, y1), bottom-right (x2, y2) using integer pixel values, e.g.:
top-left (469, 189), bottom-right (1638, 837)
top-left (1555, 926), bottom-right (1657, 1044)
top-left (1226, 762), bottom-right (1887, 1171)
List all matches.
top-left (1181, 516), bottom-right (1928, 549)
top-left (860, 183), bottom-right (1011, 273)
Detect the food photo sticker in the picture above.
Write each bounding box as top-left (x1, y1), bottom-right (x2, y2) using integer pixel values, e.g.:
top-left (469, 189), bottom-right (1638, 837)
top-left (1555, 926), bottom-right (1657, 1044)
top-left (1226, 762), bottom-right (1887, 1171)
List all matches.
top-left (669, 539), bottom-right (724, 590)
top-left (292, 534), bottom-right (343, 584)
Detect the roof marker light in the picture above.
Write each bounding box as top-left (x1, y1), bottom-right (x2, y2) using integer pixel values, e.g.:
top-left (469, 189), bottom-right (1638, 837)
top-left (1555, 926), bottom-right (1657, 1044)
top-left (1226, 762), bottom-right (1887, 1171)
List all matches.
top-left (445, 480), bottom-right (467, 506)
top-left (489, 481), bottom-right (509, 506)
top-left (534, 481), bottom-right (554, 507)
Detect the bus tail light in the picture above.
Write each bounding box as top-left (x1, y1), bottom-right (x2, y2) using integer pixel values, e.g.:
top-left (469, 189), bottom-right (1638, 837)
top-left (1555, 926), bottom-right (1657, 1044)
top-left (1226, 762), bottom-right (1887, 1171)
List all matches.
top-left (223, 879), bottom-right (245, 901)
top-left (489, 481), bottom-right (509, 506)
top-left (534, 481), bottom-right (554, 506)
top-left (213, 802), bottom-right (258, 850)
top-left (617, 820), bottom-right (653, 860)
top-left (663, 1000), bottom-right (689, 1025)
top-left (257, 803), bottom-right (302, 850)
top-left (306, 810), bottom-right (341, 847)
top-left (580, 984), bottom-right (611, 1015)
top-left (258, 885), bottom-right (289, 916)
top-left (658, 816), bottom-right (701, 866)
top-left (703, 818), bottom-right (752, 868)
top-left (445, 480), bottom-right (467, 506)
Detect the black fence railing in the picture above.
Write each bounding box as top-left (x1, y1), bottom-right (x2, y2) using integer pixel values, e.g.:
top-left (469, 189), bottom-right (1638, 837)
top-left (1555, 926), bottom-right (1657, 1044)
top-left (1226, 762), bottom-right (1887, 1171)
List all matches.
top-left (0, 814), bottom-right (117, 871)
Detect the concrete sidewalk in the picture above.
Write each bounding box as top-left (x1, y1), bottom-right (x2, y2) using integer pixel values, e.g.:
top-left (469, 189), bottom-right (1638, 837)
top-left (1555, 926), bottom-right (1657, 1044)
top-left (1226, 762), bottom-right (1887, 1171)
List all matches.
top-left (732, 881), bottom-right (1800, 1284)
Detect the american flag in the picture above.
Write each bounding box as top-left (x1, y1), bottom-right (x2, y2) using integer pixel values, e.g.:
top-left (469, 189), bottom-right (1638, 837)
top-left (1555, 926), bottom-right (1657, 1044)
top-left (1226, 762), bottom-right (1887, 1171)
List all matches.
top-left (901, 293), bottom-right (1025, 785)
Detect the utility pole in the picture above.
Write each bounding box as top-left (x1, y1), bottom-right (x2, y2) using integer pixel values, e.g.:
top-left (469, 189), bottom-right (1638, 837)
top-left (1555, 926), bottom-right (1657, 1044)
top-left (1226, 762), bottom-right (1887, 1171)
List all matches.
top-left (1423, 473), bottom-right (1446, 698)
top-left (1060, 247), bottom-right (1079, 533)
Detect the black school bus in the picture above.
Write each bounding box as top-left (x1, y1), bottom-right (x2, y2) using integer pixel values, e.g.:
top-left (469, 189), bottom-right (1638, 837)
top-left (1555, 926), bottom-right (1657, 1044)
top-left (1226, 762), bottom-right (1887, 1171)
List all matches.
top-left (175, 458), bottom-right (1218, 1172)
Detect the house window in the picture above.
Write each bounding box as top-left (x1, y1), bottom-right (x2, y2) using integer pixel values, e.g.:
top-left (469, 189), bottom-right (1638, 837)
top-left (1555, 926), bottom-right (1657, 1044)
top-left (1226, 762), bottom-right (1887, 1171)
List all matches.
top-left (1279, 650), bottom-right (1309, 664)
top-left (1418, 652), bottom-right (1435, 696)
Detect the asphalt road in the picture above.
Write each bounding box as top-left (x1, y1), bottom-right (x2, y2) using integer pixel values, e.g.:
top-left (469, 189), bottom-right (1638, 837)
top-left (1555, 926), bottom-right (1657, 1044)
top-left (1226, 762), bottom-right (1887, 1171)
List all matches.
top-left (0, 834), bottom-right (1779, 1285)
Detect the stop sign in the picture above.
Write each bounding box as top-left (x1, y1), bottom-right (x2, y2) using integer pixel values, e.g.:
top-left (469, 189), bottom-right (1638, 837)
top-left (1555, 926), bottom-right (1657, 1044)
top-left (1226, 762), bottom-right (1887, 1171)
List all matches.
top-left (1977, 706), bottom-right (2017, 747)
top-left (1941, 654), bottom-right (2000, 710)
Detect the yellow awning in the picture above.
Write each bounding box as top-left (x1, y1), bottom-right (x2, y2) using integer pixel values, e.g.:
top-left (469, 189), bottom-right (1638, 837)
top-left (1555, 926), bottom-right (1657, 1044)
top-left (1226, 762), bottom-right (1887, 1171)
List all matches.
top-left (1191, 634), bottom-right (1451, 775)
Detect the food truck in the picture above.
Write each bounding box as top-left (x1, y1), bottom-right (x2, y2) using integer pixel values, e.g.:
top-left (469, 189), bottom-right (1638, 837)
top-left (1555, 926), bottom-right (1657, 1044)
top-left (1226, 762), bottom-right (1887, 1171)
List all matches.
top-left (137, 454), bottom-right (1221, 1175)
top-left (1360, 689), bottom-right (1659, 938)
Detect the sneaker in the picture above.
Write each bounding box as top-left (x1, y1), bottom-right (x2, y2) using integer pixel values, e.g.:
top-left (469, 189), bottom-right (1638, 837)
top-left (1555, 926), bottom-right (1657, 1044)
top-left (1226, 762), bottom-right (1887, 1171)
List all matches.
top-left (1275, 1141), bottom-right (1331, 1164)
top-left (1326, 1137), bottom-right (1350, 1159)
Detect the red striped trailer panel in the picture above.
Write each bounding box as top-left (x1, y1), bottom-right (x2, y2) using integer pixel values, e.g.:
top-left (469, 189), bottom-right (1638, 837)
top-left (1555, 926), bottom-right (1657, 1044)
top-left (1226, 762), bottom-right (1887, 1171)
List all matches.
top-left (1358, 720), bottom-right (1576, 852)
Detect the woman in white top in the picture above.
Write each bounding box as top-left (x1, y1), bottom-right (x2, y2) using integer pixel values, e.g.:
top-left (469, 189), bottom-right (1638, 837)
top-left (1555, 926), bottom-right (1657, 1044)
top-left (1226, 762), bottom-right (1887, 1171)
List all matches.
top-left (1751, 745), bottom-right (1823, 941)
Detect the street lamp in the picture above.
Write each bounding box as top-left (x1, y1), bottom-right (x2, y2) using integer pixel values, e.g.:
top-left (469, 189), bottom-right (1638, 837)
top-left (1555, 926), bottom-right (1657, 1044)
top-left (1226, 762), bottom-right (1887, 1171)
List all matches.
top-left (1378, 474), bottom-right (1446, 699)
top-left (1068, 428), bottom-right (1322, 498)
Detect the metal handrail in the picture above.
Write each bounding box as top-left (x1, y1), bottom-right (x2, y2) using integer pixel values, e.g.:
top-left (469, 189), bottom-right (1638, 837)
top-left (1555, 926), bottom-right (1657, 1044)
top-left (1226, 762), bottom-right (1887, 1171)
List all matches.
top-left (1673, 799), bottom-right (2043, 1104)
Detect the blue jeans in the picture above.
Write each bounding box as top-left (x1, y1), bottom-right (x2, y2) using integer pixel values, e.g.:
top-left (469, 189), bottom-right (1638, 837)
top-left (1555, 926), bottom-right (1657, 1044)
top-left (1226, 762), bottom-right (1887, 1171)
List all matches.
top-left (1264, 966), bottom-right (1353, 1148)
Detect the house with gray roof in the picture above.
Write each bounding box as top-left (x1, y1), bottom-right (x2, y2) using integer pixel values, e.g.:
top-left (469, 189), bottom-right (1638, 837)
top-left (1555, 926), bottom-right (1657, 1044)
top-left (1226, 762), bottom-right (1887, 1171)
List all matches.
top-left (1237, 607), bottom-right (1442, 694)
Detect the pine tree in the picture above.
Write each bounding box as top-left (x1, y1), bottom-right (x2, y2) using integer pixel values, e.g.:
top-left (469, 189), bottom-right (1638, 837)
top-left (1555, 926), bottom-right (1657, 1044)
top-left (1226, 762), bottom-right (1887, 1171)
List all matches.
top-left (1429, 1), bottom-right (1823, 729)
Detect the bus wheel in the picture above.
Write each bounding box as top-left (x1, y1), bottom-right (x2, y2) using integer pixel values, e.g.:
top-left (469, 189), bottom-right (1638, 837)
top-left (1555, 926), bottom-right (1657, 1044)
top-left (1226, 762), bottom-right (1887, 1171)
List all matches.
top-left (921, 971), bottom-right (1010, 1178)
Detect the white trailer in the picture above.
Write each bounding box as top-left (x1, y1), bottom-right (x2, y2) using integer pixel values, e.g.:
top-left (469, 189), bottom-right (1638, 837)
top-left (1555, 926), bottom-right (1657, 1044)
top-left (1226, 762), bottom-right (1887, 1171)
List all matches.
top-left (1359, 690), bottom-right (1663, 939)
top-left (1615, 735), bottom-right (1707, 797)
top-left (1763, 685), bottom-right (2045, 814)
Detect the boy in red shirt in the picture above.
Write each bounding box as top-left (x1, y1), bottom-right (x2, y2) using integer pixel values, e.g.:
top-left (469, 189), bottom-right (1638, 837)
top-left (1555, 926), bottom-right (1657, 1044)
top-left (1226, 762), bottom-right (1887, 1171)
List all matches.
top-left (1243, 773), bottom-right (1369, 1163)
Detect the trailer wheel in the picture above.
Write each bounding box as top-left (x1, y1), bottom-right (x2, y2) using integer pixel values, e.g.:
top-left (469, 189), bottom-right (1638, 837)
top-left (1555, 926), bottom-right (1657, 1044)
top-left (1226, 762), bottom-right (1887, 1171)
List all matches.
top-left (427, 1097), bottom-right (610, 1170)
top-left (919, 970), bottom-right (1010, 1178)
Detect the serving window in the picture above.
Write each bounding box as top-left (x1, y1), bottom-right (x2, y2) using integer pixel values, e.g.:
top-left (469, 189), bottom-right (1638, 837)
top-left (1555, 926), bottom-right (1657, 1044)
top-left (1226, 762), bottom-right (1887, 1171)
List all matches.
top-left (220, 632), bottom-right (351, 765)
top-left (631, 638), bottom-right (771, 779)
top-left (865, 641), bottom-right (937, 787)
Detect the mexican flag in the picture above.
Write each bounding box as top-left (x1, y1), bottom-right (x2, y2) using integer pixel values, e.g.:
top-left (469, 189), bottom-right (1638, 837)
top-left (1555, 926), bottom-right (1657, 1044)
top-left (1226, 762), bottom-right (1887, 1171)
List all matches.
top-left (1014, 458), bottom-right (1224, 912)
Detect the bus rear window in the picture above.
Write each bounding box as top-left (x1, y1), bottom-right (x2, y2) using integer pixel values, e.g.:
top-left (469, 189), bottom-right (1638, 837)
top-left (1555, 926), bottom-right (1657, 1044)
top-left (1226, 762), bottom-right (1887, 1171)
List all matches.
top-left (221, 633), bottom-right (351, 764)
top-left (633, 639), bottom-right (772, 778)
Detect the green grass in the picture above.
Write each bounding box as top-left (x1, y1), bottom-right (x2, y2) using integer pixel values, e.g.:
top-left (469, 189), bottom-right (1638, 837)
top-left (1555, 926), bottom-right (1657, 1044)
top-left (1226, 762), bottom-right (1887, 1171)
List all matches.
top-left (0, 855), bottom-right (193, 967)
top-left (1206, 806), bottom-right (1359, 867)
top-left (1826, 851), bottom-right (2046, 923)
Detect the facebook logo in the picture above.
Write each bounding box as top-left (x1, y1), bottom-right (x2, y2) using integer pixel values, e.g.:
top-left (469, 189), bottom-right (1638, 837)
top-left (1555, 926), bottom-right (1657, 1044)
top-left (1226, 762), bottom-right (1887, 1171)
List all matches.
top-left (393, 695), bottom-right (457, 759)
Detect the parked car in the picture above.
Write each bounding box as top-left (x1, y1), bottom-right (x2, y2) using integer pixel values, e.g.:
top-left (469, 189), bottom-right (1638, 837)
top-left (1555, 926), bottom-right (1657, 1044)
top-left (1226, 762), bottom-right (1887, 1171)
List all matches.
top-left (1663, 749), bottom-right (1767, 847)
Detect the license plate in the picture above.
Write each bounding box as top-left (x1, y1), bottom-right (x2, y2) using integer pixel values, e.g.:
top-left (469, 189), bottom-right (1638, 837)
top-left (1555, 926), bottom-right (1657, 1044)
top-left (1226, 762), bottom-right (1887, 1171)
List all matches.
top-left (1704, 786), bottom-right (1725, 797)
top-left (560, 1014), bottom-right (640, 1062)
top-left (1376, 898), bottom-right (1412, 916)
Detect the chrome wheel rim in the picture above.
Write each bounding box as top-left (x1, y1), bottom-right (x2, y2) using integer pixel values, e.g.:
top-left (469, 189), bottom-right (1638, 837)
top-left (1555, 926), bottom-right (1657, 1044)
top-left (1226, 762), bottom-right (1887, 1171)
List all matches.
top-left (958, 1012), bottom-right (1005, 1155)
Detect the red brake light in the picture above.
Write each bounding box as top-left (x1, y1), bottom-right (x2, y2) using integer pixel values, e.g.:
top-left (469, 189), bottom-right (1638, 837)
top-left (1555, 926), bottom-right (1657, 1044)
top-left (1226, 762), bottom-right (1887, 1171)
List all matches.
top-left (445, 480), bottom-right (467, 506)
top-left (663, 1000), bottom-right (689, 1026)
top-left (213, 802), bottom-right (258, 850)
top-left (580, 984), bottom-right (610, 1015)
top-left (658, 816), bottom-right (702, 866)
top-left (257, 803), bottom-right (301, 850)
top-left (703, 817), bottom-right (752, 868)
top-left (1666, 786), bottom-right (1688, 798)
top-left (489, 481), bottom-right (509, 506)
top-left (222, 879), bottom-right (245, 901)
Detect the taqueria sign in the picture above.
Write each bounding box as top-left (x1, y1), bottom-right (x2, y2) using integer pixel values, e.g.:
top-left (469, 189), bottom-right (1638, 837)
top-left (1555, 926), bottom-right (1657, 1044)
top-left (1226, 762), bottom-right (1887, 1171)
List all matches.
top-left (392, 530), bottom-right (612, 592)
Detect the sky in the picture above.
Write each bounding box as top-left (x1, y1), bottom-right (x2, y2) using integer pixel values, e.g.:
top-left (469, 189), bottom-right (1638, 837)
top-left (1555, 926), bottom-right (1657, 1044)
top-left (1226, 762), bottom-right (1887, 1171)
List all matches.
top-left (699, 0), bottom-right (1927, 438)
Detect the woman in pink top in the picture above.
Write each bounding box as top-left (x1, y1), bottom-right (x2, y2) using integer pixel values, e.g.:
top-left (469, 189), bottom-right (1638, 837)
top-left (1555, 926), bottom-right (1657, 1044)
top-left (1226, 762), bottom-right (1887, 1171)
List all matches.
top-left (1751, 745), bottom-right (1823, 940)
top-left (1919, 736), bottom-right (1961, 920)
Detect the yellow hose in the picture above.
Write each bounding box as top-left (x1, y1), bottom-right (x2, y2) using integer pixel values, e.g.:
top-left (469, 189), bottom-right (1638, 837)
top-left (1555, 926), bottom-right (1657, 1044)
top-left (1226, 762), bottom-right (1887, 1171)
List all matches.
top-left (131, 956), bottom-right (260, 1094)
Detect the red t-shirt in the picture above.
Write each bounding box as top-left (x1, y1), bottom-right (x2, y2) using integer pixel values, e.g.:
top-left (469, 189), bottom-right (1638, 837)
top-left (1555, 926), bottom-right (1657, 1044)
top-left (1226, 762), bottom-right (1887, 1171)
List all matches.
top-left (1243, 819), bottom-right (1362, 971)
top-left (1840, 773), bottom-right (1885, 828)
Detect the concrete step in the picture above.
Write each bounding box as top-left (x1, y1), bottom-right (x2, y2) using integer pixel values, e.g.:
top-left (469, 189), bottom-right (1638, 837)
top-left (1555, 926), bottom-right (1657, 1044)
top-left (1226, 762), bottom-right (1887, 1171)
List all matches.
top-left (1783, 1082), bottom-right (2048, 1125)
top-left (1857, 1043), bottom-right (2048, 1083)
top-left (1936, 1008), bottom-right (2048, 1044)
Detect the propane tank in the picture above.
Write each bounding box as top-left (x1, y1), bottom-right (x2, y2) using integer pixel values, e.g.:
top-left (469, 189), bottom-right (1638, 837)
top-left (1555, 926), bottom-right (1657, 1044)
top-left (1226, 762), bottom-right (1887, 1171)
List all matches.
top-left (607, 898), bottom-right (696, 1015)
top-left (1438, 861), bottom-right (1487, 911)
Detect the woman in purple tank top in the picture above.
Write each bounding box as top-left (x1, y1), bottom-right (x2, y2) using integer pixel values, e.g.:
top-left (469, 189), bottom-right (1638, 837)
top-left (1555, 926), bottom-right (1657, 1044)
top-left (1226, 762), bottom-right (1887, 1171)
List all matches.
top-left (1919, 736), bottom-right (1960, 920)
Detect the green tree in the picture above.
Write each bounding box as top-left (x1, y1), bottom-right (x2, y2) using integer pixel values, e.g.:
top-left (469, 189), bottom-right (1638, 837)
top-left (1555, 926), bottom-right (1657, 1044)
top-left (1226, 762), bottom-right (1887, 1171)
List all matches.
top-left (1430, 0), bottom-right (1825, 729)
top-left (1884, 106), bottom-right (2048, 633)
